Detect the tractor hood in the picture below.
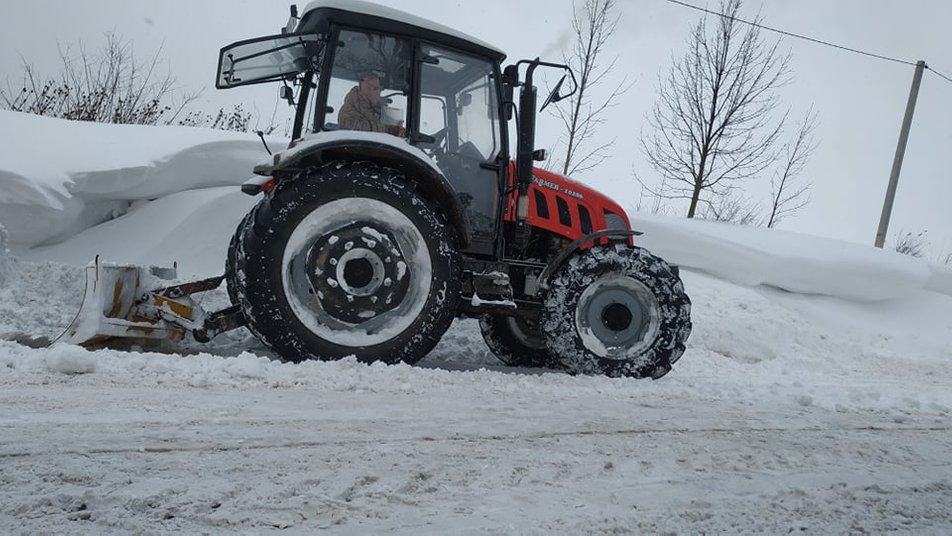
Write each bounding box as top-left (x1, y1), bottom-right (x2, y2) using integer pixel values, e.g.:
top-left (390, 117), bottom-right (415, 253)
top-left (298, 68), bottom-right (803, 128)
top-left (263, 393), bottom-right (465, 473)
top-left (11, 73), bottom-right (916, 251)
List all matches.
top-left (530, 166), bottom-right (631, 229)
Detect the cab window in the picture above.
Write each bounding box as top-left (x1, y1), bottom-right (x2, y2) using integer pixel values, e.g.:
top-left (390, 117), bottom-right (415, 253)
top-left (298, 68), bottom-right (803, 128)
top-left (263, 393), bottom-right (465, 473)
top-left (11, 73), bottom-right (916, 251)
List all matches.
top-left (323, 29), bottom-right (412, 136)
top-left (418, 45), bottom-right (499, 159)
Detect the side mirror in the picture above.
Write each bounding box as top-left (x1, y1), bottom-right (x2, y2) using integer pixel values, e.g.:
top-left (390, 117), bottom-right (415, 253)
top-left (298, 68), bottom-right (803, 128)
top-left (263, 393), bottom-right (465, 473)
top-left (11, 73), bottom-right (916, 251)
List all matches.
top-left (457, 93), bottom-right (473, 115)
top-left (502, 65), bottom-right (519, 120)
top-left (280, 85), bottom-right (295, 106)
top-left (540, 74), bottom-right (569, 112)
top-left (283, 5), bottom-right (299, 34)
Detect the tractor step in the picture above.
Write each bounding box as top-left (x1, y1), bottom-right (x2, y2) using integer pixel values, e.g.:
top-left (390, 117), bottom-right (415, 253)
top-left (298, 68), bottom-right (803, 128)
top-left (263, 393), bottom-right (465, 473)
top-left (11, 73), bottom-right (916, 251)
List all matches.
top-left (462, 270), bottom-right (517, 311)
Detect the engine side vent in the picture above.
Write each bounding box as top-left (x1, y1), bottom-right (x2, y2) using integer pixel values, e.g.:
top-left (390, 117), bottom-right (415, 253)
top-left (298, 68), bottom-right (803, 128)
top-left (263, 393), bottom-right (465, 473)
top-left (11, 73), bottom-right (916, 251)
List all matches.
top-left (578, 205), bottom-right (593, 234)
top-left (556, 197), bottom-right (572, 227)
top-left (534, 190), bottom-right (550, 219)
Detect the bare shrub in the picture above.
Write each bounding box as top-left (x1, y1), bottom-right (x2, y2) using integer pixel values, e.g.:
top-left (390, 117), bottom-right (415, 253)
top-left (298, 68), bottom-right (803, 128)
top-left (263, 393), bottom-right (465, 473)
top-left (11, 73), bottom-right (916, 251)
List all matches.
top-left (698, 191), bottom-right (763, 226)
top-left (894, 230), bottom-right (927, 258)
top-left (178, 104), bottom-right (259, 133)
top-left (1, 32), bottom-right (198, 125)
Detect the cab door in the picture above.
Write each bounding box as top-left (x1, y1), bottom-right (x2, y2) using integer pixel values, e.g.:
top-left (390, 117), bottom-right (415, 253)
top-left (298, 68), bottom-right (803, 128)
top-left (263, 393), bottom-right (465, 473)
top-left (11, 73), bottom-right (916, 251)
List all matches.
top-left (414, 44), bottom-right (504, 256)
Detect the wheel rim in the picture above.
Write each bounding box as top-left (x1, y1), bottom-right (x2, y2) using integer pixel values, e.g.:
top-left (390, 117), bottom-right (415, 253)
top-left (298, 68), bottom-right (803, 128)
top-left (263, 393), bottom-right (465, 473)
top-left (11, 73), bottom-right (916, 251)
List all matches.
top-left (575, 274), bottom-right (661, 358)
top-left (282, 198), bottom-right (431, 347)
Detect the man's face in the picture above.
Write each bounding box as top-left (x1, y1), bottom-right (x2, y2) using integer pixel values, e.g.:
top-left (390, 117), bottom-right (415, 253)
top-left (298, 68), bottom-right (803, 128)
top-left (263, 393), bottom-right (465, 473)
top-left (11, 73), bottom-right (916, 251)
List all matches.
top-left (358, 77), bottom-right (382, 104)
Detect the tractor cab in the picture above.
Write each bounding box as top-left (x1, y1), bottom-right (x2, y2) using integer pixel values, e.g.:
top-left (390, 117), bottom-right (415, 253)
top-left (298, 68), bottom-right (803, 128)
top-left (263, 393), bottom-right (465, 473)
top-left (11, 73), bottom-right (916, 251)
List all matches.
top-left (218, 3), bottom-right (510, 253)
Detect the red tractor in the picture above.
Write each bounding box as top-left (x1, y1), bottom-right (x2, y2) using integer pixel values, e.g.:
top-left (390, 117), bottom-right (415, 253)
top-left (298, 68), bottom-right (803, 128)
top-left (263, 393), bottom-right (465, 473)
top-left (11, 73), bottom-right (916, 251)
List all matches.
top-left (62, 1), bottom-right (691, 379)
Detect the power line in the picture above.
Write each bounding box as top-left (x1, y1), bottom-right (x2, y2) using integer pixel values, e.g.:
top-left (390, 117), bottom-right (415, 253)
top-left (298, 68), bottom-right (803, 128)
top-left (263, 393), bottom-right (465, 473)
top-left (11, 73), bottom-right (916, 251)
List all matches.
top-left (664, 0), bottom-right (920, 67)
top-left (928, 67), bottom-right (952, 84)
top-left (664, 0), bottom-right (952, 87)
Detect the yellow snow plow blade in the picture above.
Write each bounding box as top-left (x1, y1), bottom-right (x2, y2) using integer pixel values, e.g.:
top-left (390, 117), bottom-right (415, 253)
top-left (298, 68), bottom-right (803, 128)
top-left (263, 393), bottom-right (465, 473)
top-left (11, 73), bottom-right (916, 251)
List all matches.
top-left (54, 257), bottom-right (199, 348)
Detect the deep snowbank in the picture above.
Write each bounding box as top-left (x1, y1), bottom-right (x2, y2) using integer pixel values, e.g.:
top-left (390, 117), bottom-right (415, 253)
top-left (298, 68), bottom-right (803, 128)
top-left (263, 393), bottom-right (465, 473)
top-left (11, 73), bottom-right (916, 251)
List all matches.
top-left (0, 110), bottom-right (281, 248)
top-left (25, 187), bottom-right (258, 277)
top-left (633, 212), bottom-right (933, 301)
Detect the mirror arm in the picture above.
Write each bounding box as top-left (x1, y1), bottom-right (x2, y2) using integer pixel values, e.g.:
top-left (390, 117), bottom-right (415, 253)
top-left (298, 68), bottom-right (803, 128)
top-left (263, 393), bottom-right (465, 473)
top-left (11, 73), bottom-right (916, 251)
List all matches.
top-left (281, 80), bottom-right (296, 106)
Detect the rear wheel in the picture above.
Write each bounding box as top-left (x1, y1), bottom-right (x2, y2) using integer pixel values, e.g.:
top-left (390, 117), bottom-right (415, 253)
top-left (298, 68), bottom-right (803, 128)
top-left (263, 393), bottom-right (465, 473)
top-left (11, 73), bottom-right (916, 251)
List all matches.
top-left (479, 314), bottom-right (559, 369)
top-left (541, 244), bottom-right (691, 379)
top-left (234, 161), bottom-right (461, 364)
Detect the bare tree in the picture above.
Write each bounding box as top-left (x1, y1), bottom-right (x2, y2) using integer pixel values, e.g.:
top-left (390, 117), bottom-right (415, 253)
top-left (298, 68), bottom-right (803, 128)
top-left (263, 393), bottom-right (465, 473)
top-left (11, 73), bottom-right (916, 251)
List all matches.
top-left (1, 32), bottom-right (198, 125)
top-left (768, 109), bottom-right (818, 227)
top-left (641, 0), bottom-right (790, 218)
top-left (550, 0), bottom-right (630, 177)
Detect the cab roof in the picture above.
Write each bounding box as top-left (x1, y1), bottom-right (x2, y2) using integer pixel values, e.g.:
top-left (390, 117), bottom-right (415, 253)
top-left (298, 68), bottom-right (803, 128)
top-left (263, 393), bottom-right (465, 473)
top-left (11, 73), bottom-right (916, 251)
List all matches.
top-left (297, 0), bottom-right (506, 62)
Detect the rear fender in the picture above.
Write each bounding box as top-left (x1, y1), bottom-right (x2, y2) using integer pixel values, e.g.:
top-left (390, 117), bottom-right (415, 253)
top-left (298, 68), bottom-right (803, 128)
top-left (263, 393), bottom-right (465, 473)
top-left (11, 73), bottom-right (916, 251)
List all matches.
top-left (254, 132), bottom-right (469, 248)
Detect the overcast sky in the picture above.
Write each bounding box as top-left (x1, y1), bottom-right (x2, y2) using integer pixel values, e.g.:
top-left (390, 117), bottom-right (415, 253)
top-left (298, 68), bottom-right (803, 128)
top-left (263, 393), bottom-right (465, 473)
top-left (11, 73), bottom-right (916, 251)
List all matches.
top-left (2, 0), bottom-right (950, 256)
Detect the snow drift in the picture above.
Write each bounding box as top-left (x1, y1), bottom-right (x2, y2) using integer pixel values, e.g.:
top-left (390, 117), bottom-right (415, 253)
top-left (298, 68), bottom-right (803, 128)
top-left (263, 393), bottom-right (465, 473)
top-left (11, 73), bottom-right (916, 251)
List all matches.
top-left (634, 212), bottom-right (933, 302)
top-left (0, 110), bottom-right (279, 248)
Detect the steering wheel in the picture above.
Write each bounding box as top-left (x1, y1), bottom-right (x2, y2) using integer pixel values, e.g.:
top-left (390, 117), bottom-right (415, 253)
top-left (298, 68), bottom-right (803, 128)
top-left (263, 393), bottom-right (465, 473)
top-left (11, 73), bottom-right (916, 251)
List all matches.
top-left (422, 127), bottom-right (448, 156)
top-left (454, 141), bottom-right (484, 162)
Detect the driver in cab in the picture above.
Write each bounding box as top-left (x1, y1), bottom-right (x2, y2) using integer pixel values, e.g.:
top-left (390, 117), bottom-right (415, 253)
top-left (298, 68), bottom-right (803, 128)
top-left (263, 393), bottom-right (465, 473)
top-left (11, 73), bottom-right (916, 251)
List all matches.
top-left (338, 73), bottom-right (405, 137)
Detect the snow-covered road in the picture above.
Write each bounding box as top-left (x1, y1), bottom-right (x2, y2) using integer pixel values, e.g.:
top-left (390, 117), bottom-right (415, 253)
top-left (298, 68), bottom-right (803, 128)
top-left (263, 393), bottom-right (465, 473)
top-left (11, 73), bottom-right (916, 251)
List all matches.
top-left (2, 343), bottom-right (950, 534)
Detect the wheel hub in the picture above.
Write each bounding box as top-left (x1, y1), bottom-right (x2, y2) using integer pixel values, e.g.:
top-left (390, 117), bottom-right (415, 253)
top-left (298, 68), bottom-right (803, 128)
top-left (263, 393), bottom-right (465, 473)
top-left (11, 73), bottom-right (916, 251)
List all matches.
top-left (304, 223), bottom-right (410, 324)
top-left (576, 275), bottom-right (660, 358)
top-left (342, 256), bottom-right (375, 291)
top-left (601, 302), bottom-right (634, 332)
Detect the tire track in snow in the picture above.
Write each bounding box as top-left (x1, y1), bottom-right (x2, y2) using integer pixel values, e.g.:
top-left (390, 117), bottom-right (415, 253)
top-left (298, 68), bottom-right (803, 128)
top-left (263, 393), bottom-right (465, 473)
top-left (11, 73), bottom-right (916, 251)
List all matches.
top-left (1, 423), bottom-right (949, 460)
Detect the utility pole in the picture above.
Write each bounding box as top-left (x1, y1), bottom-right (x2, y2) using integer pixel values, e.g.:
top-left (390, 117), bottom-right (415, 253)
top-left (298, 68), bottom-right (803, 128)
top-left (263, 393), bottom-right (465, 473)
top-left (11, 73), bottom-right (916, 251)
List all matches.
top-left (875, 60), bottom-right (926, 248)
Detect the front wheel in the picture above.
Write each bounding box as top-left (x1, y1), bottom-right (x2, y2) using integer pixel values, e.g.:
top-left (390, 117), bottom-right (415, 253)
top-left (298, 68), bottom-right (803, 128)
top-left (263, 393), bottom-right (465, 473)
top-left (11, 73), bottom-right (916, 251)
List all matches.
top-left (541, 244), bottom-right (691, 379)
top-left (234, 161), bottom-right (461, 365)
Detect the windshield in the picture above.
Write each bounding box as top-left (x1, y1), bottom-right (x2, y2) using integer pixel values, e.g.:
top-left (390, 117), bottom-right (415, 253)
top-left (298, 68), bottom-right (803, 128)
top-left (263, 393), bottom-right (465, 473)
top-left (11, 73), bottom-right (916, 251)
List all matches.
top-left (217, 33), bottom-right (324, 89)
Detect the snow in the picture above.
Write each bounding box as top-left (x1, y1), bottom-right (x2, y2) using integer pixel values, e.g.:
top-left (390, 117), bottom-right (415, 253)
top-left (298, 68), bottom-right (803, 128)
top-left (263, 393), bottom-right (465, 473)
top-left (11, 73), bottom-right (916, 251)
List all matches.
top-left (300, 0), bottom-right (506, 58)
top-left (1, 112), bottom-right (951, 533)
top-left (928, 264), bottom-right (952, 295)
top-left (0, 110), bottom-right (276, 249)
top-left (633, 211), bottom-right (933, 302)
top-left (0, 224), bottom-right (10, 287)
